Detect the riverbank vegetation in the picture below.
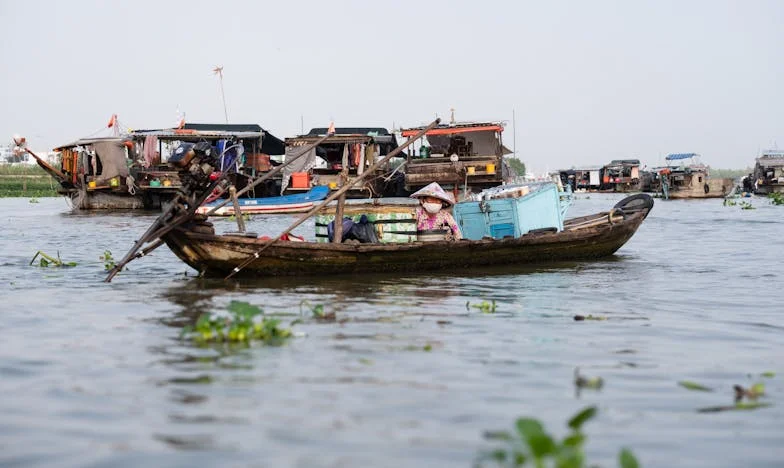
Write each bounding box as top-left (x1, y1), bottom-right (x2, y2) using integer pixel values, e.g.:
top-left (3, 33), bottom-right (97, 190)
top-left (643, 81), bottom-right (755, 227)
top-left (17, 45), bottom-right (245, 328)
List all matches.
top-left (709, 168), bottom-right (751, 179)
top-left (0, 164), bottom-right (58, 197)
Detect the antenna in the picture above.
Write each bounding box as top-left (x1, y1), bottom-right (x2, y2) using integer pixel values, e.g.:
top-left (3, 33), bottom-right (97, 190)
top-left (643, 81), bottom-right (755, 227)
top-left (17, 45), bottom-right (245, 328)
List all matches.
top-left (512, 109), bottom-right (517, 159)
top-left (213, 66), bottom-right (229, 124)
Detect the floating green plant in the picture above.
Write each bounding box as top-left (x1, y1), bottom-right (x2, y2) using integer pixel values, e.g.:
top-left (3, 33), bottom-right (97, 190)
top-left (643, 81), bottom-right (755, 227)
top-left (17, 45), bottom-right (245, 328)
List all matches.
top-left (478, 406), bottom-right (639, 468)
top-left (28, 197), bottom-right (39, 204)
top-left (100, 250), bottom-right (116, 271)
top-left (575, 368), bottom-right (604, 390)
top-left (300, 300), bottom-right (335, 320)
top-left (228, 213), bottom-right (252, 221)
top-left (678, 380), bottom-right (713, 392)
top-left (722, 198), bottom-right (737, 207)
top-left (761, 371), bottom-right (776, 378)
top-left (467, 300), bottom-right (497, 314)
top-left (734, 382), bottom-right (765, 401)
top-left (740, 201), bottom-right (755, 210)
top-left (29, 251), bottom-right (77, 268)
top-left (181, 300), bottom-right (293, 344)
top-left (768, 192), bottom-right (784, 205)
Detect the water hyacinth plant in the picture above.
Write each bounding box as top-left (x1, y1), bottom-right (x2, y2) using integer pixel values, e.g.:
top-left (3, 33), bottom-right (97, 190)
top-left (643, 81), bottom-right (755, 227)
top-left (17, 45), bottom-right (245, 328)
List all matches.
top-left (181, 300), bottom-right (293, 344)
top-left (29, 251), bottom-right (77, 268)
top-left (768, 192), bottom-right (784, 205)
top-left (478, 406), bottom-right (639, 468)
top-left (100, 250), bottom-right (116, 271)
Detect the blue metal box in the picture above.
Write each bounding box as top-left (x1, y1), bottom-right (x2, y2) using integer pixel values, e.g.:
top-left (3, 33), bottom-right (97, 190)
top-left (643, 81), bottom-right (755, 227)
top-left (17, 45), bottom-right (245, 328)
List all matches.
top-left (453, 183), bottom-right (565, 240)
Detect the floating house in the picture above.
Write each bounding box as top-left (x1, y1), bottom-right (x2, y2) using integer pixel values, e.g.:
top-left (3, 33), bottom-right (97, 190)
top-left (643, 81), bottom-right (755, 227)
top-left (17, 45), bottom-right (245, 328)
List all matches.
top-left (751, 149), bottom-right (784, 195)
top-left (282, 127), bottom-right (402, 198)
top-left (601, 159), bottom-right (641, 192)
top-left (657, 153), bottom-right (732, 199)
top-left (401, 121), bottom-right (511, 194)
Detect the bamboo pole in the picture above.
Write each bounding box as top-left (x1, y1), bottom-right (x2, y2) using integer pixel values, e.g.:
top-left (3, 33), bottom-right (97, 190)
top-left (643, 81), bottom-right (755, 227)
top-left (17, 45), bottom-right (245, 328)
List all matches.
top-left (229, 186), bottom-right (245, 232)
top-left (223, 118), bottom-right (441, 280)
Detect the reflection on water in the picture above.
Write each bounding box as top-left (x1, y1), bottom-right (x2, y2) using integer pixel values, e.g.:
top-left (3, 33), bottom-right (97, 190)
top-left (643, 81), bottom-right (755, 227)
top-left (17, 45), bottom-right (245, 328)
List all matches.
top-left (0, 196), bottom-right (783, 467)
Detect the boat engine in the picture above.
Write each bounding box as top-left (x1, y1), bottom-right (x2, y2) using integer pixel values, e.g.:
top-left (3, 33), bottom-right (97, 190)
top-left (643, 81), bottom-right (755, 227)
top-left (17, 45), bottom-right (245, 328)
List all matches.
top-left (169, 141), bottom-right (225, 203)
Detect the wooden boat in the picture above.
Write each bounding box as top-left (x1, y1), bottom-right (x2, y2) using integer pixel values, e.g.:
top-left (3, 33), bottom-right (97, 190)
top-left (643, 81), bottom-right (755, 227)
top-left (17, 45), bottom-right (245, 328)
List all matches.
top-left (751, 150), bottom-right (784, 195)
top-left (47, 123), bottom-right (285, 210)
top-left (196, 185), bottom-right (330, 216)
top-left (162, 197), bottom-right (651, 278)
top-left (657, 153), bottom-right (732, 199)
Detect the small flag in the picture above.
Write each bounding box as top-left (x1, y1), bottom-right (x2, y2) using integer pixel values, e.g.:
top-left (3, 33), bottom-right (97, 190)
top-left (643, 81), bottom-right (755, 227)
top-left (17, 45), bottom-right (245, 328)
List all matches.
top-left (213, 66), bottom-right (224, 76)
top-left (107, 114), bottom-right (117, 128)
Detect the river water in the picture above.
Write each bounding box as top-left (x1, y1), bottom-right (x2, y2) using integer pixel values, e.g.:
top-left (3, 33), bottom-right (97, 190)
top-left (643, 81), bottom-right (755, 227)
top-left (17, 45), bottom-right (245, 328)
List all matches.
top-left (0, 195), bottom-right (782, 467)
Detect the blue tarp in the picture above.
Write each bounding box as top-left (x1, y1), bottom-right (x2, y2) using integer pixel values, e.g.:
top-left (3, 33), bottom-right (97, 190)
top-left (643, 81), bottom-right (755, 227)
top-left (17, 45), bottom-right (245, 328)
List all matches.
top-left (666, 153), bottom-right (698, 160)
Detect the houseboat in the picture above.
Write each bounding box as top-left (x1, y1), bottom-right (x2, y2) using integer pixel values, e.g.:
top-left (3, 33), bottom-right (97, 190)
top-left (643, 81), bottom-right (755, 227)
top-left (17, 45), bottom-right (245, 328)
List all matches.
top-left (556, 167), bottom-right (603, 192)
top-left (281, 127), bottom-right (403, 198)
top-left (657, 153), bottom-right (732, 199)
top-left (751, 149), bottom-right (784, 195)
top-left (601, 159), bottom-right (641, 192)
top-left (401, 121), bottom-right (511, 195)
top-left (48, 123), bottom-right (284, 210)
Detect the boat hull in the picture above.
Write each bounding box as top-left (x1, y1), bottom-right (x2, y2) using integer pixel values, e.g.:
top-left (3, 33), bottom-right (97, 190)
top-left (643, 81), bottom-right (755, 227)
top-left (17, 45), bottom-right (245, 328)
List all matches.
top-left (754, 184), bottom-right (784, 195)
top-left (196, 186), bottom-right (330, 216)
top-left (163, 210), bottom-right (647, 277)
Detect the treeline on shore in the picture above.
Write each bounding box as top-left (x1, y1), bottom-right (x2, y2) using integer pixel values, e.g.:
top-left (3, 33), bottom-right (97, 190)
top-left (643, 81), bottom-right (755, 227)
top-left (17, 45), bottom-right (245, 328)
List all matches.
top-left (0, 165), bottom-right (58, 197)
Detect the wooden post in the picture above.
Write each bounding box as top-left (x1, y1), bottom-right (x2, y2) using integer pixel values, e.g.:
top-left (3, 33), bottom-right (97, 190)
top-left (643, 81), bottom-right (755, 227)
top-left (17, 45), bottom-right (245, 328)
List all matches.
top-left (332, 193), bottom-right (346, 243)
top-left (332, 169), bottom-right (349, 243)
top-left (229, 185), bottom-right (245, 233)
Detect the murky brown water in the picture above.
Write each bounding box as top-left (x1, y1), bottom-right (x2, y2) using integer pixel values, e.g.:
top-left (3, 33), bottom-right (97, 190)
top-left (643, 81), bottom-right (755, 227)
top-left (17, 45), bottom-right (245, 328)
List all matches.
top-left (1, 194), bottom-right (782, 467)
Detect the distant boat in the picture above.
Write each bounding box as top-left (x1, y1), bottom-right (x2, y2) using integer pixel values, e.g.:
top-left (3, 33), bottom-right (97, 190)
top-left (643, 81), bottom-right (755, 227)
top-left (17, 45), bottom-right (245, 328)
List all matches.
top-left (655, 153), bottom-right (732, 199)
top-left (751, 149), bottom-right (784, 195)
top-left (197, 185), bottom-right (330, 216)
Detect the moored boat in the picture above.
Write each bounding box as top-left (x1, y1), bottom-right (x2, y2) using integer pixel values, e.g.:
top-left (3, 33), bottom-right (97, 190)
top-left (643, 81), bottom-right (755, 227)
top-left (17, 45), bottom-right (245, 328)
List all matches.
top-left (196, 185), bottom-right (330, 216)
top-left (657, 153), bottom-right (732, 199)
top-left (751, 150), bottom-right (784, 195)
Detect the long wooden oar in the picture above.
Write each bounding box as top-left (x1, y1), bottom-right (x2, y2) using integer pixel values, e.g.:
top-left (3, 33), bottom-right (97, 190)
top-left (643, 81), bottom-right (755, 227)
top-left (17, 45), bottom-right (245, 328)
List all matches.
top-left (204, 131), bottom-right (335, 216)
top-left (22, 148), bottom-right (68, 183)
top-left (104, 174), bottom-right (226, 282)
top-left (223, 118), bottom-right (441, 280)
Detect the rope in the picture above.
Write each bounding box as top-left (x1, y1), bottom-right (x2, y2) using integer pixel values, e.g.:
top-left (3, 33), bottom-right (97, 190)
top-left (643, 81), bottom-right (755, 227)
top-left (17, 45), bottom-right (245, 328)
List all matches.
top-left (126, 175), bottom-right (137, 195)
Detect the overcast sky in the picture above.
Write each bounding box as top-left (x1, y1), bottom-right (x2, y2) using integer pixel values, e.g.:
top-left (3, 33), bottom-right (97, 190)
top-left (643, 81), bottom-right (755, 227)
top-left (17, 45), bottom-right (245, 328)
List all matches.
top-left (2, 0), bottom-right (782, 172)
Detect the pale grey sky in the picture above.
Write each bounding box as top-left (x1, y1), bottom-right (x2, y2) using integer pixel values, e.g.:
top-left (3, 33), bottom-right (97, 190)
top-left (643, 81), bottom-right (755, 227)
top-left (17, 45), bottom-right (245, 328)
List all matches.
top-left (2, 0), bottom-right (782, 172)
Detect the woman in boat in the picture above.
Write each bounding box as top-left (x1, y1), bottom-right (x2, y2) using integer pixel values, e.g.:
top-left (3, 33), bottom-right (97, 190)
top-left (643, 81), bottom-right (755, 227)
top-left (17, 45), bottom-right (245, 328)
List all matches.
top-left (411, 182), bottom-right (463, 240)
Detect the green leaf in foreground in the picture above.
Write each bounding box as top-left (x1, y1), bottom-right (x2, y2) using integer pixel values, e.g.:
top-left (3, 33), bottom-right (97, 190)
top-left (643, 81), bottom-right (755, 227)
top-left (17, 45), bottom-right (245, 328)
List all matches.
top-left (620, 448), bottom-right (640, 468)
top-left (568, 406), bottom-right (597, 430)
top-left (480, 406), bottom-right (638, 467)
top-left (678, 380), bottom-right (713, 392)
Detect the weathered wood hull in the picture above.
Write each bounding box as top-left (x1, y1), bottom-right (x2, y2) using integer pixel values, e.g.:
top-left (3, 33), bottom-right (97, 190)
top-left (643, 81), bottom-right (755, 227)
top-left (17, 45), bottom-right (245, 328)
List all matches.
top-left (163, 210), bottom-right (647, 277)
top-left (59, 188), bottom-right (179, 210)
top-left (754, 184), bottom-right (784, 195)
top-left (667, 178), bottom-right (733, 199)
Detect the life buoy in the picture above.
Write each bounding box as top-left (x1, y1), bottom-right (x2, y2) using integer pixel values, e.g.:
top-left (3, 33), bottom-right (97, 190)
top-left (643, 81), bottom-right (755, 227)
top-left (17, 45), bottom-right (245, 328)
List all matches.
top-left (704, 183), bottom-right (710, 194)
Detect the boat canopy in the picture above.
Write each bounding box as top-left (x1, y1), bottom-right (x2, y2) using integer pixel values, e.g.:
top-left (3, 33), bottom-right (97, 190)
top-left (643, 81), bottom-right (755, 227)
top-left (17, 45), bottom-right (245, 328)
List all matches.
top-left (401, 122), bottom-right (504, 137)
top-left (666, 153), bottom-right (698, 161)
top-left (130, 123), bottom-right (286, 155)
top-left (54, 137), bottom-right (127, 151)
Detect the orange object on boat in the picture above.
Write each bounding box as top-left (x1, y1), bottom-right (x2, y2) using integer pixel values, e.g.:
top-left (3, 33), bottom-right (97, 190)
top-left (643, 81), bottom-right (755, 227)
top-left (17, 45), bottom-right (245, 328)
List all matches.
top-left (291, 172), bottom-right (310, 188)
